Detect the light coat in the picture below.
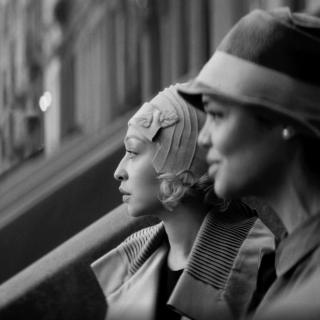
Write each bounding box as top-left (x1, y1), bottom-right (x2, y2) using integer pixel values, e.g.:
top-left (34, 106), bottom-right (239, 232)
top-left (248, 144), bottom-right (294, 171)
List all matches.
top-left (92, 203), bottom-right (275, 320)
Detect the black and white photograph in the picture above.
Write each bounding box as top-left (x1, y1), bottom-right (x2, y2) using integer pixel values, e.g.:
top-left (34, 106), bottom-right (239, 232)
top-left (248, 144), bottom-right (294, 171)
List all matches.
top-left (0, 0), bottom-right (320, 319)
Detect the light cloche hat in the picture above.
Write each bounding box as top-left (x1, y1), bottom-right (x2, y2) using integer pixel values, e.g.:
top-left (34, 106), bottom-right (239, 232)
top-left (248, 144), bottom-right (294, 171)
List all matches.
top-left (129, 84), bottom-right (207, 178)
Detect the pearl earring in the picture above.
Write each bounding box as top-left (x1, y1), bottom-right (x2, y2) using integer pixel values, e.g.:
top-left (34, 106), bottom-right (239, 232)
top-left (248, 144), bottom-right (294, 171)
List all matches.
top-left (282, 127), bottom-right (292, 140)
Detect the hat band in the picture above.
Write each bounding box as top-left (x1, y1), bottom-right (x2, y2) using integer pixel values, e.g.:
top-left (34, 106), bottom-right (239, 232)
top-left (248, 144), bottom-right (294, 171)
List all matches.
top-left (197, 51), bottom-right (320, 120)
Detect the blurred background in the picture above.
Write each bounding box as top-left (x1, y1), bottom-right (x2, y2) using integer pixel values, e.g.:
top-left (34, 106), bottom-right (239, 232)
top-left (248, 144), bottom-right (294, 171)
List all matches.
top-left (0, 0), bottom-right (319, 284)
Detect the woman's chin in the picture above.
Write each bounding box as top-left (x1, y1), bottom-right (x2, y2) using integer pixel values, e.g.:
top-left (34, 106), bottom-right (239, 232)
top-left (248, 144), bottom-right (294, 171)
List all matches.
top-left (214, 182), bottom-right (227, 199)
top-left (125, 198), bottom-right (164, 218)
top-left (214, 181), bottom-right (234, 199)
top-left (214, 181), bottom-right (246, 200)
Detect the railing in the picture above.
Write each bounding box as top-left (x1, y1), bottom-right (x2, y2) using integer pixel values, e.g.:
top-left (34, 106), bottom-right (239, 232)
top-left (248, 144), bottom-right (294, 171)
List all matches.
top-left (0, 204), bottom-right (157, 319)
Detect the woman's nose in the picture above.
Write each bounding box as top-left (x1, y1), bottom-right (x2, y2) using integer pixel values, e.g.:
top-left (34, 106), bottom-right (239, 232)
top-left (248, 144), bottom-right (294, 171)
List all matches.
top-left (114, 161), bottom-right (128, 181)
top-left (198, 118), bottom-right (212, 148)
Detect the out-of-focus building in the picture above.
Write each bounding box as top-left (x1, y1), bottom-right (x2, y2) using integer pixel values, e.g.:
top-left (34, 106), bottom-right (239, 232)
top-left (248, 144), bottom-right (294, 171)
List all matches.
top-left (41, 0), bottom-right (214, 155)
top-left (0, 0), bottom-right (317, 284)
top-left (0, 0), bottom-right (43, 175)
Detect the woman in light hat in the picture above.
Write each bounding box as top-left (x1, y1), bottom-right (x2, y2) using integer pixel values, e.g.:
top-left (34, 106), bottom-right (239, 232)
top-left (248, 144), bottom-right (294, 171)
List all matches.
top-left (179, 7), bottom-right (320, 320)
top-left (91, 84), bottom-right (274, 320)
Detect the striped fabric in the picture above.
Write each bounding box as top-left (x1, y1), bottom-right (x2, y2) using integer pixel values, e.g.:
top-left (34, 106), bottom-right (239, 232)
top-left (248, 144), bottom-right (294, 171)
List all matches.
top-left (121, 223), bottom-right (165, 275)
top-left (186, 214), bottom-right (256, 290)
top-left (119, 205), bottom-right (257, 290)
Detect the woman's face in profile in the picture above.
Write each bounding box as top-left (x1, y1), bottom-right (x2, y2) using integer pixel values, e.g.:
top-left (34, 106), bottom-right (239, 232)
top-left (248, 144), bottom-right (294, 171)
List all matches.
top-left (198, 95), bottom-right (286, 199)
top-left (114, 126), bottom-right (162, 217)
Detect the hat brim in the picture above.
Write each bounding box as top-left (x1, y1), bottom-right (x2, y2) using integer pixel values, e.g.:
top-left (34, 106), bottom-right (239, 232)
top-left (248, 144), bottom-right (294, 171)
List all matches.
top-left (178, 80), bottom-right (320, 139)
top-left (177, 81), bottom-right (218, 111)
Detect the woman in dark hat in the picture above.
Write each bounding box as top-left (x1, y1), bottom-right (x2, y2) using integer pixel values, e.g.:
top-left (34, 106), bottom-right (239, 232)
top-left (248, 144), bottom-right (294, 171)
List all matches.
top-left (91, 84), bottom-right (274, 320)
top-left (179, 7), bottom-right (320, 320)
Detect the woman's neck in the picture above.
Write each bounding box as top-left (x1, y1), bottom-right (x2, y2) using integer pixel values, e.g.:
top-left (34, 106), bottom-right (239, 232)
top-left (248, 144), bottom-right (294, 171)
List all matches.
top-left (264, 162), bottom-right (320, 235)
top-left (161, 201), bottom-right (207, 271)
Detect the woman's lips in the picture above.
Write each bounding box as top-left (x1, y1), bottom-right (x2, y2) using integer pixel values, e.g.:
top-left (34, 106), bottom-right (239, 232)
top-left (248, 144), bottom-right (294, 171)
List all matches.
top-left (119, 187), bottom-right (131, 202)
top-left (208, 161), bottom-right (220, 178)
top-left (119, 187), bottom-right (130, 195)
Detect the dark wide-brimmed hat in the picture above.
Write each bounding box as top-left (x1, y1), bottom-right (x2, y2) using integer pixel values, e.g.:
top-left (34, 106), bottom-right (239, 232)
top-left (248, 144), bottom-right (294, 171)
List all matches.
top-left (178, 7), bottom-right (320, 138)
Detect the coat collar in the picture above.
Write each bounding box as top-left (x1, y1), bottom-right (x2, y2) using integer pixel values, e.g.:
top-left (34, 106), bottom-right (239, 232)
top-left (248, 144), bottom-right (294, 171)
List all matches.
top-left (100, 201), bottom-right (274, 320)
top-left (276, 213), bottom-right (320, 277)
top-left (168, 211), bottom-right (267, 320)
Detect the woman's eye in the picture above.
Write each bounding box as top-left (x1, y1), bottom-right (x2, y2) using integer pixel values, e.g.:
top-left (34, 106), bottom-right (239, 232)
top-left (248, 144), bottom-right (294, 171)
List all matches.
top-left (203, 103), bottom-right (225, 123)
top-left (208, 110), bottom-right (224, 121)
top-left (125, 150), bottom-right (137, 158)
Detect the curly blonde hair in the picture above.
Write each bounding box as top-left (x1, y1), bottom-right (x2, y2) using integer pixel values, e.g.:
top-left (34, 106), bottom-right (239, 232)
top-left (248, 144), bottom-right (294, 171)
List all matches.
top-left (157, 171), bottom-right (228, 212)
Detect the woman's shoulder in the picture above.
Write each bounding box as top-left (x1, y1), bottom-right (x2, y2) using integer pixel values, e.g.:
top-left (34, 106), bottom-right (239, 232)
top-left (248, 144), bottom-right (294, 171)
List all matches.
top-left (119, 222), bottom-right (166, 274)
top-left (93, 222), bottom-right (165, 270)
top-left (91, 222), bottom-right (165, 296)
